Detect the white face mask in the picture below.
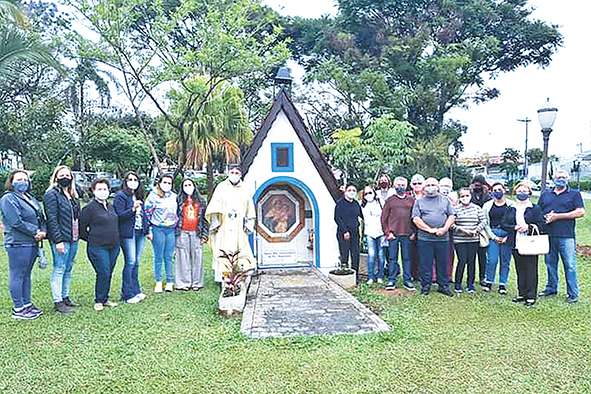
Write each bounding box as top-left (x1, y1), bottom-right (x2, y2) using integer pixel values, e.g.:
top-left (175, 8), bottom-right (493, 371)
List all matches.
top-left (346, 191), bottom-right (357, 200)
top-left (460, 196), bottom-right (471, 205)
top-left (364, 193), bottom-right (375, 202)
top-left (228, 174), bottom-right (241, 184)
top-left (127, 180), bottom-right (139, 190)
top-left (183, 185), bottom-right (195, 196)
top-left (94, 189), bottom-right (109, 201)
top-left (440, 186), bottom-right (451, 196)
top-left (160, 183), bottom-right (172, 193)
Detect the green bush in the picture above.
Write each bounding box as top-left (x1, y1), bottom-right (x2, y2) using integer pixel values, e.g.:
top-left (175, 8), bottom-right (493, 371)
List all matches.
top-left (194, 174), bottom-right (227, 201)
top-left (569, 179), bottom-right (591, 191)
top-left (30, 166), bottom-right (54, 201)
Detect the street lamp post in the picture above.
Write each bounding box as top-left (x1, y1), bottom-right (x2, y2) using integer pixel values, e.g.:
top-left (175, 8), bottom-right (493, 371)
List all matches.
top-left (537, 99), bottom-right (558, 193)
top-left (448, 144), bottom-right (456, 181)
top-left (517, 117), bottom-right (531, 178)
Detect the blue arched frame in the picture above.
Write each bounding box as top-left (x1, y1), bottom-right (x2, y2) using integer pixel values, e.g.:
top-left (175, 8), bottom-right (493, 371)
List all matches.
top-left (250, 176), bottom-right (320, 268)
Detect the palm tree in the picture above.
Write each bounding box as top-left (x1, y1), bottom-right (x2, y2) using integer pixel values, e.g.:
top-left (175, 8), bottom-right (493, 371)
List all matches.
top-left (165, 77), bottom-right (252, 196)
top-left (0, 1), bottom-right (64, 77)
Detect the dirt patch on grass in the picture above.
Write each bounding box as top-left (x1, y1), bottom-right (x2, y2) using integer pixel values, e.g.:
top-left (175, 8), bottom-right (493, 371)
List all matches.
top-left (577, 244), bottom-right (591, 258)
top-left (373, 287), bottom-right (414, 298)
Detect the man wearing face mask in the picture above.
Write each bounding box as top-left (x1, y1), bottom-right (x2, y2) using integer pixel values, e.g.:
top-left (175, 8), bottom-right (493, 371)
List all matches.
top-left (206, 164), bottom-right (256, 284)
top-left (470, 174), bottom-right (492, 286)
top-left (538, 169), bottom-right (585, 303)
top-left (334, 184), bottom-right (364, 283)
top-left (412, 178), bottom-right (456, 296)
top-left (381, 177), bottom-right (415, 290)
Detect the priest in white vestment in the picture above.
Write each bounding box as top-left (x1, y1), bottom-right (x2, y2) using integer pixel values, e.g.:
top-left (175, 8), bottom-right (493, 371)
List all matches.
top-left (205, 165), bottom-right (256, 282)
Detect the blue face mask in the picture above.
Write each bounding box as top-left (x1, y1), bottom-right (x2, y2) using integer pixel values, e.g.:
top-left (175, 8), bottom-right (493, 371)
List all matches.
top-left (492, 190), bottom-right (504, 200)
top-left (12, 179), bottom-right (29, 193)
top-left (395, 186), bottom-right (406, 195)
top-left (516, 192), bottom-right (529, 201)
top-left (554, 178), bottom-right (568, 189)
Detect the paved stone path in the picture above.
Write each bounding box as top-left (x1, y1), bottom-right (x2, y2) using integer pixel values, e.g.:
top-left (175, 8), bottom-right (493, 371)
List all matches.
top-left (240, 268), bottom-right (390, 338)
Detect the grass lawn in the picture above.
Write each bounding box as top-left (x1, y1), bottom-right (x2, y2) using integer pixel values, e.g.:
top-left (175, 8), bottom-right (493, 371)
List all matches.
top-left (1, 208), bottom-right (591, 393)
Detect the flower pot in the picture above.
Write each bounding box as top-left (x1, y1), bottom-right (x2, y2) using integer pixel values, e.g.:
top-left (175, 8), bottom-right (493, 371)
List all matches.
top-left (218, 275), bottom-right (251, 317)
top-left (328, 268), bottom-right (357, 289)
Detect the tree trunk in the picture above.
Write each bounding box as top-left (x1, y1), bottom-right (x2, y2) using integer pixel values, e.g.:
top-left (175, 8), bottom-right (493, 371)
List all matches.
top-left (207, 159), bottom-right (214, 200)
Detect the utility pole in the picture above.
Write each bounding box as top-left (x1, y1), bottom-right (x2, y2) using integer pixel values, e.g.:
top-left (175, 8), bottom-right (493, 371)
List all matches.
top-left (518, 117), bottom-right (531, 178)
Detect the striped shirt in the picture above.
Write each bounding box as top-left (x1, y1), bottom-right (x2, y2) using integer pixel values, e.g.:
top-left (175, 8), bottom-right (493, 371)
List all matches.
top-left (452, 203), bottom-right (486, 243)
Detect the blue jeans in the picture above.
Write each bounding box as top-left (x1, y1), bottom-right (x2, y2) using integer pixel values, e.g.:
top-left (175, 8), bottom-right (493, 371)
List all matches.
top-left (366, 235), bottom-right (385, 280)
top-left (50, 242), bottom-right (78, 303)
top-left (152, 227), bottom-right (176, 283)
top-left (87, 243), bottom-right (120, 303)
top-left (418, 240), bottom-right (450, 289)
top-left (485, 228), bottom-right (512, 286)
top-left (388, 236), bottom-right (412, 285)
top-left (121, 230), bottom-right (146, 300)
top-left (6, 244), bottom-right (37, 310)
top-left (544, 237), bottom-right (579, 298)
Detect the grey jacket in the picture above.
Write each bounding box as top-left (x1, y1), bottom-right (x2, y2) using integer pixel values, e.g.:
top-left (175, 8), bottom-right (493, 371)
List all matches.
top-left (0, 192), bottom-right (46, 245)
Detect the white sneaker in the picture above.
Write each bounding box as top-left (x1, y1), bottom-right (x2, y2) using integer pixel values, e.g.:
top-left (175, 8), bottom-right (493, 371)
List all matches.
top-left (377, 278), bottom-right (384, 284)
top-left (126, 295), bottom-right (141, 304)
top-left (165, 283), bottom-right (174, 292)
top-left (137, 293), bottom-right (147, 301)
top-left (93, 303), bottom-right (104, 311)
top-left (104, 300), bottom-right (118, 308)
top-left (154, 282), bottom-right (163, 293)
top-left (366, 279), bottom-right (374, 285)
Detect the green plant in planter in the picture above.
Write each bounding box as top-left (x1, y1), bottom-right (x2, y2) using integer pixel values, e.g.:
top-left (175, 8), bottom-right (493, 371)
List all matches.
top-left (329, 258), bottom-right (355, 276)
top-left (218, 249), bottom-right (254, 297)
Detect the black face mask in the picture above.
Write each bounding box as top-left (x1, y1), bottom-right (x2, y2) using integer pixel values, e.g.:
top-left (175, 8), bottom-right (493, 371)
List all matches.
top-left (57, 177), bottom-right (72, 188)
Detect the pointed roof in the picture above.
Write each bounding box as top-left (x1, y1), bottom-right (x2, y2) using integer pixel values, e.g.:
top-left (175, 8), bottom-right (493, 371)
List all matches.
top-left (242, 88), bottom-right (341, 201)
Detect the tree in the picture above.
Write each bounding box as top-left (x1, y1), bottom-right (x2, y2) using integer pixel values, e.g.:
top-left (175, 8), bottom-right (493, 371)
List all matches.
top-left (322, 115), bottom-right (414, 186)
top-left (526, 148), bottom-right (543, 164)
top-left (67, 0), bottom-right (289, 176)
top-left (164, 78), bottom-right (252, 196)
top-left (288, 0), bottom-right (562, 139)
top-left (500, 147), bottom-right (521, 179)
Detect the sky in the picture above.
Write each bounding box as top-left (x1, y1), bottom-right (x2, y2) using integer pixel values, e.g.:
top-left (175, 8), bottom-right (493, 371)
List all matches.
top-left (263, 0), bottom-right (591, 159)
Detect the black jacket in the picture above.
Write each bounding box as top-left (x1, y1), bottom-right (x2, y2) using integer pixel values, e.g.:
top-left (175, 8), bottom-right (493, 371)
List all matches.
top-left (334, 197), bottom-right (363, 237)
top-left (43, 187), bottom-right (81, 244)
top-left (113, 189), bottom-right (150, 239)
top-left (501, 204), bottom-right (543, 248)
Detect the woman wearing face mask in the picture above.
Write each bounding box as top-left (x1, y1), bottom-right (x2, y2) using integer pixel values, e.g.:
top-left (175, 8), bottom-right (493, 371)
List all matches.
top-left (0, 170), bottom-right (46, 320)
top-left (334, 184), bottom-right (364, 283)
top-left (481, 182), bottom-right (515, 294)
top-left (145, 174), bottom-right (178, 293)
top-left (43, 165), bottom-right (81, 313)
top-left (451, 188), bottom-right (486, 293)
top-left (375, 174), bottom-right (394, 205)
top-left (114, 171), bottom-right (151, 303)
top-left (361, 186), bottom-right (384, 284)
top-left (175, 178), bottom-right (209, 291)
top-left (79, 179), bottom-right (120, 312)
top-left (502, 183), bottom-right (542, 307)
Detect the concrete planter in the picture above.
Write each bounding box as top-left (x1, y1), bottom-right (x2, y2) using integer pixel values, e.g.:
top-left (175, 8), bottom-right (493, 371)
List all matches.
top-left (218, 275), bottom-right (251, 317)
top-left (328, 269), bottom-right (357, 289)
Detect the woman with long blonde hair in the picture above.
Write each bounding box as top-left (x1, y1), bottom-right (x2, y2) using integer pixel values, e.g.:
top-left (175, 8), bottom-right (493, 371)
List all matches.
top-left (43, 165), bottom-right (80, 313)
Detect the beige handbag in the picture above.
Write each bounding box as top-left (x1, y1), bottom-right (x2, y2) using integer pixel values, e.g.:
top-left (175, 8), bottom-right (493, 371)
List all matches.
top-left (479, 231), bottom-right (489, 248)
top-left (516, 225), bottom-right (549, 255)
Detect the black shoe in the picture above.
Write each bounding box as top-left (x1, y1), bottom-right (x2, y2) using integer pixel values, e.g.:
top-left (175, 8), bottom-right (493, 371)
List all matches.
top-left (421, 287), bottom-right (430, 295)
top-left (566, 296), bottom-right (579, 304)
top-left (538, 290), bottom-right (557, 298)
top-left (525, 299), bottom-right (536, 307)
top-left (512, 296), bottom-right (526, 303)
top-left (63, 297), bottom-right (77, 307)
top-left (437, 286), bottom-right (453, 297)
top-left (498, 285), bottom-right (507, 295)
top-left (54, 301), bottom-right (73, 313)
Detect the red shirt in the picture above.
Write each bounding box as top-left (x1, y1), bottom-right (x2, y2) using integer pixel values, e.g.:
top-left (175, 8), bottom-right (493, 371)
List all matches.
top-left (181, 197), bottom-right (200, 231)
